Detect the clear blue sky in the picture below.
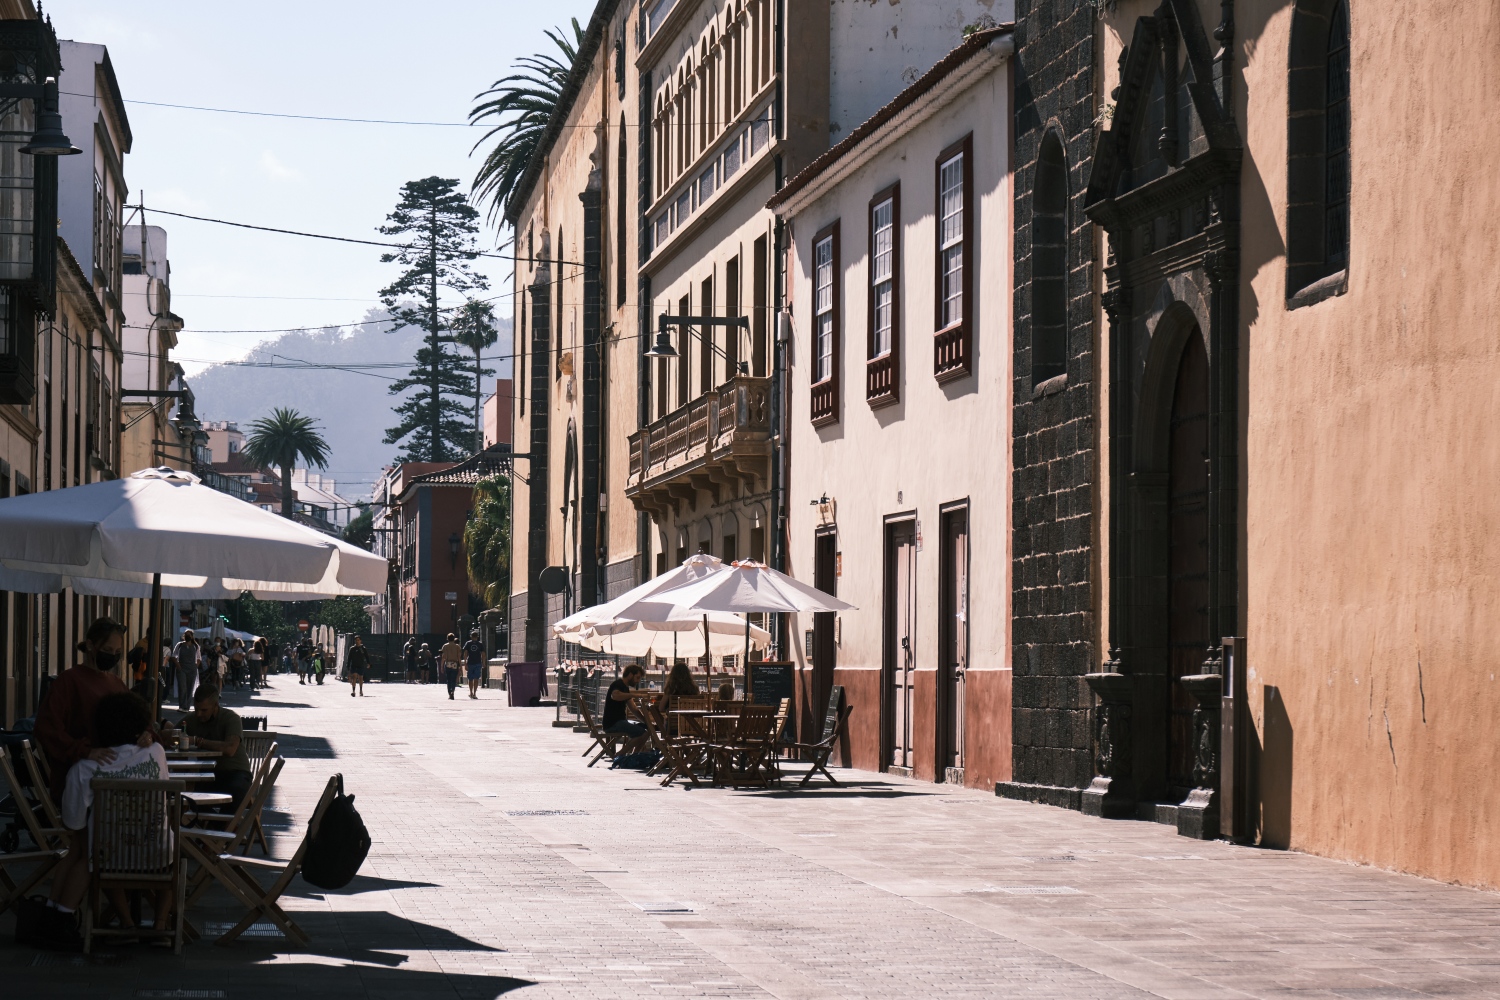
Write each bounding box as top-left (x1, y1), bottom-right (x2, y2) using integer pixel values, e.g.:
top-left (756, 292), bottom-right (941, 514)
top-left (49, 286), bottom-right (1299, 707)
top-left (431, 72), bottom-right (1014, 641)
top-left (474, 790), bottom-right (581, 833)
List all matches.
top-left (46, 0), bottom-right (595, 374)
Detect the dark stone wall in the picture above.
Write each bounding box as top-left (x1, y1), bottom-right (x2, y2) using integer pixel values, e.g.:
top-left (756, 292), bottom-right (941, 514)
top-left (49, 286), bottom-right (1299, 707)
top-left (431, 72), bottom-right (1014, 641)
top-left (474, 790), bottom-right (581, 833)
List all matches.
top-left (1003, 0), bottom-right (1098, 805)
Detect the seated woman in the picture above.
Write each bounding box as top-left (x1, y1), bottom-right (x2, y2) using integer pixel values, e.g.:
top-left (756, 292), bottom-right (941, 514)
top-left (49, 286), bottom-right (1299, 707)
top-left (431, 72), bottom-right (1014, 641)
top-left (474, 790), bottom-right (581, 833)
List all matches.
top-left (661, 662), bottom-right (699, 705)
top-left (31, 691), bottom-right (169, 950)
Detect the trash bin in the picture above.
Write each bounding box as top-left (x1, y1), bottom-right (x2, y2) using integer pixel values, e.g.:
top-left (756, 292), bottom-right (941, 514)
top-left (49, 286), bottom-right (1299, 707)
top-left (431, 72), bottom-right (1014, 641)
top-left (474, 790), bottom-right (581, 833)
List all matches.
top-left (506, 661), bottom-right (548, 707)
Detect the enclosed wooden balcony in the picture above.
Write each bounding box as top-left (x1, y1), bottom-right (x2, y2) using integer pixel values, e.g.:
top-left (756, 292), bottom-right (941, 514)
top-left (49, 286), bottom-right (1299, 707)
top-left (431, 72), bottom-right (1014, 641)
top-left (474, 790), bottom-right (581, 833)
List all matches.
top-left (627, 376), bottom-right (771, 517)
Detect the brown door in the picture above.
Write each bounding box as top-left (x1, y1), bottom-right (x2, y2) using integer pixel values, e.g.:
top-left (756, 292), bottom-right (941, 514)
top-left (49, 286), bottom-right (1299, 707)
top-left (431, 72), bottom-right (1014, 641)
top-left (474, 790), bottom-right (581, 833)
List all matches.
top-left (1167, 330), bottom-right (1211, 796)
top-left (885, 520), bottom-right (917, 770)
top-left (938, 507), bottom-right (968, 778)
top-left (812, 531), bottom-right (838, 726)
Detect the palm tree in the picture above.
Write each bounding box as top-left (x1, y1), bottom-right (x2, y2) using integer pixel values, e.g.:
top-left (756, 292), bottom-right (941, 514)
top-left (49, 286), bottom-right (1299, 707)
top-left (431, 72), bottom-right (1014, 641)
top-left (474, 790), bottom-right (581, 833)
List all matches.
top-left (449, 298), bottom-right (500, 455)
top-left (469, 18), bottom-right (585, 224)
top-left (241, 408), bottom-right (331, 520)
top-left (464, 476), bottom-right (510, 608)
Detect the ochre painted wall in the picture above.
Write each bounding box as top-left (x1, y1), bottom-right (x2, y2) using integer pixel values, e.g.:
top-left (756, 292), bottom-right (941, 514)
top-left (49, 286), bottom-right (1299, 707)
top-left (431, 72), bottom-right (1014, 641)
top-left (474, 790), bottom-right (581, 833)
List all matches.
top-left (1101, 0), bottom-right (1500, 887)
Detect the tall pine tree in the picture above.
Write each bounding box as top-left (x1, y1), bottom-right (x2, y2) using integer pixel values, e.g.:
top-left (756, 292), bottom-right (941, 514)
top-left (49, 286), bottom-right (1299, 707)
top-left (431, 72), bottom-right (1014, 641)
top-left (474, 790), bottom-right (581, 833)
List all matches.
top-left (379, 176), bottom-right (488, 462)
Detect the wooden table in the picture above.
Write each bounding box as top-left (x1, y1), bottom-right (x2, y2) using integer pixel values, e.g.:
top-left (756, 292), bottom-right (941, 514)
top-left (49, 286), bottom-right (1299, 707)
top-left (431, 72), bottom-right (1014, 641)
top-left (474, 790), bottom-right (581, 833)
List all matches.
top-left (167, 750), bottom-right (221, 760)
top-left (168, 759), bottom-right (217, 770)
top-left (169, 772), bottom-right (215, 784)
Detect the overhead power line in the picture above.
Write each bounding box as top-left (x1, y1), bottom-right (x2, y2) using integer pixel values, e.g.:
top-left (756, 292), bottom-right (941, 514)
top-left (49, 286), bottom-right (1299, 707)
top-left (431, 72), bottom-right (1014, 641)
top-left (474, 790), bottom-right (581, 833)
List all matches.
top-left (140, 205), bottom-right (583, 269)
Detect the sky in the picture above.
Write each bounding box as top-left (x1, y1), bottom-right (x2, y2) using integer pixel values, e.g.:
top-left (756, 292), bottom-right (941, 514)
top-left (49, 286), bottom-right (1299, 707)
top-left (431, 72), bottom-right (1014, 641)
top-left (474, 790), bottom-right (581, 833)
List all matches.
top-left (46, 0), bottom-right (596, 375)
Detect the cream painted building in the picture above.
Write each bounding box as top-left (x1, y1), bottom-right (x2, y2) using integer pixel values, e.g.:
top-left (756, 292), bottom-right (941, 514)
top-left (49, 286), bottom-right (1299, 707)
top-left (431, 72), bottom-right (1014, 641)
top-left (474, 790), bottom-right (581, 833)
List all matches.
top-left (629, 0), bottom-right (1012, 661)
top-left (771, 28), bottom-right (1014, 787)
top-left (507, 0), bottom-right (643, 666)
top-left (119, 222), bottom-right (185, 476)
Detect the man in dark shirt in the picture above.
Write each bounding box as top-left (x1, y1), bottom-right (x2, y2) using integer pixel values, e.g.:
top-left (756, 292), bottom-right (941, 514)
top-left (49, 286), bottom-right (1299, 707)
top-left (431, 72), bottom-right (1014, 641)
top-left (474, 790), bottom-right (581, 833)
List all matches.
top-left (345, 635), bottom-right (370, 698)
top-left (163, 686), bottom-right (253, 807)
top-left (463, 631), bottom-right (485, 700)
top-left (603, 664), bottom-right (649, 748)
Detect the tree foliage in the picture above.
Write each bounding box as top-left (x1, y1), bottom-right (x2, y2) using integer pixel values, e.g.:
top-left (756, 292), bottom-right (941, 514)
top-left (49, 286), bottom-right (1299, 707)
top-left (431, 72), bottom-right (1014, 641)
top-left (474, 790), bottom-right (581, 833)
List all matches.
top-left (342, 505), bottom-right (375, 551)
top-left (311, 596), bottom-right (372, 636)
top-left (469, 19), bottom-right (585, 224)
top-left (235, 593), bottom-right (294, 647)
top-left (449, 298), bottom-right (499, 454)
top-left (241, 407), bottom-right (330, 518)
top-left (379, 176), bottom-right (488, 463)
top-left (464, 475), bottom-right (510, 609)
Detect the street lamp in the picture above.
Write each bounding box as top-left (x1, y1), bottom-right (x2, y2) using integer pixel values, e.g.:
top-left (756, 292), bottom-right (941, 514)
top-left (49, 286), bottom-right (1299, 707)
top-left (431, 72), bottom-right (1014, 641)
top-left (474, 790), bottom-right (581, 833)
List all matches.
top-left (19, 77), bottom-right (80, 156)
top-left (647, 313), bottom-right (752, 374)
top-left (448, 532), bottom-right (460, 568)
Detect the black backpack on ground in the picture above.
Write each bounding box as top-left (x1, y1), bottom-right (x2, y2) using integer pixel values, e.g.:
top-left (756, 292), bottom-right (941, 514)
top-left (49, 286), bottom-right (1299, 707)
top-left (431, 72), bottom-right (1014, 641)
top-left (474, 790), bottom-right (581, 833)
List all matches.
top-left (300, 774), bottom-right (371, 890)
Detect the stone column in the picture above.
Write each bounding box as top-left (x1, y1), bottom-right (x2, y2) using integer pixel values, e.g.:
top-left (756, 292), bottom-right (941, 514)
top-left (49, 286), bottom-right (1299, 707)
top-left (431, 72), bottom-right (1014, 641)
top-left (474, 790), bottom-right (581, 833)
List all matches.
top-left (1177, 646), bottom-right (1224, 839)
top-left (1082, 668), bottom-right (1135, 818)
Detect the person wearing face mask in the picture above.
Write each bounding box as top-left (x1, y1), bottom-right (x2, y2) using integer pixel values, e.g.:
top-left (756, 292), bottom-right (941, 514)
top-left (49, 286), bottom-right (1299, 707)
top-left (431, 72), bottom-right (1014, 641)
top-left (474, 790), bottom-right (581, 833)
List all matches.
top-left (33, 617), bottom-right (154, 801)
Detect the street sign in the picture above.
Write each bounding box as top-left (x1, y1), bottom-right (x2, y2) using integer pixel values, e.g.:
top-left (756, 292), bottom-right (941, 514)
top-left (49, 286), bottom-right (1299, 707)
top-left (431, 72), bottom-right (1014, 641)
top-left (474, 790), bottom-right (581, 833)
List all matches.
top-left (297, 619), bottom-right (310, 631)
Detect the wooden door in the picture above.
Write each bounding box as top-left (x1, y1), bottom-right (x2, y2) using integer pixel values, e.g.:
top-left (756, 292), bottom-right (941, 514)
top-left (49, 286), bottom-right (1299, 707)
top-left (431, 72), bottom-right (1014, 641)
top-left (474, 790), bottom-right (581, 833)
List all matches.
top-left (885, 520), bottom-right (917, 770)
top-left (812, 531), bottom-right (838, 726)
top-left (1167, 330), bottom-right (1211, 795)
top-left (938, 507), bottom-right (968, 778)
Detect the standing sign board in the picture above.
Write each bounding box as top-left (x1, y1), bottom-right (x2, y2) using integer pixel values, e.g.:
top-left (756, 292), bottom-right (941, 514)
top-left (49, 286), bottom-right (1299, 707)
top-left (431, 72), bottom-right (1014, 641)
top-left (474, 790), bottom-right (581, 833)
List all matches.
top-left (749, 661), bottom-right (794, 707)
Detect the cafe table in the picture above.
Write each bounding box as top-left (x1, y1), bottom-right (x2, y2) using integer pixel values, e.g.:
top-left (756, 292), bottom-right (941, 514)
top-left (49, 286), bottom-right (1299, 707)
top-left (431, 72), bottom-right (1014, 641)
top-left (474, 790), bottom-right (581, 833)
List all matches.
top-left (667, 708), bottom-right (711, 739)
top-left (169, 771), bottom-right (216, 784)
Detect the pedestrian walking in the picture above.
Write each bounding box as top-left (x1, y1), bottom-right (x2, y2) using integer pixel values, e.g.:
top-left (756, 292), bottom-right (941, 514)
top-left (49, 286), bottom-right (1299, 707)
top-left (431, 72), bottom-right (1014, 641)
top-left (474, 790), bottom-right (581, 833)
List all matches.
top-left (248, 637), bottom-right (265, 689)
top-left (171, 630), bottom-right (199, 711)
top-left (440, 633), bottom-right (462, 700)
top-left (313, 643), bottom-right (327, 685)
top-left (403, 637), bottom-right (417, 684)
top-left (296, 636), bottom-right (313, 684)
top-left (346, 635), bottom-right (370, 697)
top-left (227, 638), bottom-right (247, 690)
top-left (463, 630), bottom-right (485, 700)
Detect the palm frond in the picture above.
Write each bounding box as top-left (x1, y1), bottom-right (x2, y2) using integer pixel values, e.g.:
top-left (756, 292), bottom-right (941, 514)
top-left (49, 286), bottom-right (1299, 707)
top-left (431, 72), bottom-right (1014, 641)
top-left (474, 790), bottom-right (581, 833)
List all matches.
top-left (469, 18), bottom-right (586, 224)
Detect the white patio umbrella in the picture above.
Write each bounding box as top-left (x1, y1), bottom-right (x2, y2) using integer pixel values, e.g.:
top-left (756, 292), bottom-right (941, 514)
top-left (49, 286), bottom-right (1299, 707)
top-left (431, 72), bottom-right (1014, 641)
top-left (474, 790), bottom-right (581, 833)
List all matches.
top-left (552, 552), bottom-right (770, 662)
top-left (618, 560), bottom-right (857, 617)
top-left (0, 467), bottom-right (388, 715)
top-left (617, 560), bottom-right (857, 688)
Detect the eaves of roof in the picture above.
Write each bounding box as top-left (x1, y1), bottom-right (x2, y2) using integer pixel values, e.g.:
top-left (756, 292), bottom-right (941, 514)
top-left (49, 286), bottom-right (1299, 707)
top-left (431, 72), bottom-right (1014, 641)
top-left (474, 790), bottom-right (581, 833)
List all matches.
top-left (767, 26), bottom-right (1013, 215)
top-left (397, 446), bottom-right (512, 503)
top-left (502, 0), bottom-right (622, 228)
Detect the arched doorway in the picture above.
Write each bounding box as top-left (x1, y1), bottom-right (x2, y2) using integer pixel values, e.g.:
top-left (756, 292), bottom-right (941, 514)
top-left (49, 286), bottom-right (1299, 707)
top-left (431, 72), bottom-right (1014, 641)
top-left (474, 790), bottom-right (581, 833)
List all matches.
top-left (1166, 328), bottom-right (1210, 797)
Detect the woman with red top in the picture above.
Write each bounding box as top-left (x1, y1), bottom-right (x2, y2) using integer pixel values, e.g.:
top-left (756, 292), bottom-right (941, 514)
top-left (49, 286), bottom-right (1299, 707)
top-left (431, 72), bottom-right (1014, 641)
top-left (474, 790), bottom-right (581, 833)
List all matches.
top-left (33, 617), bottom-right (151, 799)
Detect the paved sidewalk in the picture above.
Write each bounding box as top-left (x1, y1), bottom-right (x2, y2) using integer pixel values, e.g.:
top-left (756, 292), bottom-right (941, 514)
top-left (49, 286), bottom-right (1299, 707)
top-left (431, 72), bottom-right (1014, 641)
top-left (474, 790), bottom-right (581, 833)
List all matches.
top-left (5, 676), bottom-right (1500, 999)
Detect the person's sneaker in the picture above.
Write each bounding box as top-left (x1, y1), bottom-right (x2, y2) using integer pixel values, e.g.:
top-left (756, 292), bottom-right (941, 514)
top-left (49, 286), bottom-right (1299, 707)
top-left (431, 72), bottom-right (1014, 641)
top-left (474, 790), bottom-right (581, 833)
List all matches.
top-left (13, 895), bottom-right (48, 947)
top-left (37, 906), bottom-right (82, 951)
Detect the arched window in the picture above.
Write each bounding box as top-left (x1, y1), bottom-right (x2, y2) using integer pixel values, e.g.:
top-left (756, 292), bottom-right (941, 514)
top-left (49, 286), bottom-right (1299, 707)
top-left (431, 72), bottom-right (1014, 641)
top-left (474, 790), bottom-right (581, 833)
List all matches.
top-left (1030, 132), bottom-right (1068, 385)
top-left (1287, 0), bottom-right (1351, 302)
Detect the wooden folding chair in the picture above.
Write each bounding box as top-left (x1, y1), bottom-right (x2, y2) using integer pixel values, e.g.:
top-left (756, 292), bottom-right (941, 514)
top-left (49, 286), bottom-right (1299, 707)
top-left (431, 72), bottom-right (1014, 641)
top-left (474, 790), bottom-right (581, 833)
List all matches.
top-left (18, 740), bottom-right (65, 837)
top-left (577, 695), bottom-right (627, 767)
top-left (240, 732), bottom-right (276, 775)
top-left (84, 778), bottom-right (188, 954)
top-left (1, 748), bottom-right (66, 851)
top-left (181, 774), bottom-right (340, 946)
top-left (707, 705), bottom-right (779, 789)
top-left (786, 703), bottom-right (853, 787)
top-left (184, 754), bottom-right (283, 908)
top-left (645, 702), bottom-right (705, 787)
top-left (0, 753), bottom-right (66, 913)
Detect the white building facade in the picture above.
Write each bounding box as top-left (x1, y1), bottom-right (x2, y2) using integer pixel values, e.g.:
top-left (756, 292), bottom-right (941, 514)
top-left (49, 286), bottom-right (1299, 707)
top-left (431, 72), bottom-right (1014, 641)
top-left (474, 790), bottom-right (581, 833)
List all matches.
top-left (770, 28), bottom-right (1015, 788)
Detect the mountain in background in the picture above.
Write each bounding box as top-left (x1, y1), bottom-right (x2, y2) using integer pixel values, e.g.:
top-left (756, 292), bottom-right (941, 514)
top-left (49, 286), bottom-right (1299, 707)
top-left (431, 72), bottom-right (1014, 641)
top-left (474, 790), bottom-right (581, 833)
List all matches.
top-left (188, 308), bottom-right (513, 500)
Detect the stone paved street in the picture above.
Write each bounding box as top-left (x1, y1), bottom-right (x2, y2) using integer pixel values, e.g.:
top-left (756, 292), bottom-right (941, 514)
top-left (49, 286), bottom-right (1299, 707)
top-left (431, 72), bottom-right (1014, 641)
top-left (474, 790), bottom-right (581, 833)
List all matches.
top-left (5, 677), bottom-right (1500, 999)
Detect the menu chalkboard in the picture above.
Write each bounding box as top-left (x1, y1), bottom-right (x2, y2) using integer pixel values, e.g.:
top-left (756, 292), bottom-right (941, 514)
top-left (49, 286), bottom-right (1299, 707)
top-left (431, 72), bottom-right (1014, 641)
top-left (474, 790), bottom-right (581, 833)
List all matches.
top-left (750, 661), bottom-right (795, 707)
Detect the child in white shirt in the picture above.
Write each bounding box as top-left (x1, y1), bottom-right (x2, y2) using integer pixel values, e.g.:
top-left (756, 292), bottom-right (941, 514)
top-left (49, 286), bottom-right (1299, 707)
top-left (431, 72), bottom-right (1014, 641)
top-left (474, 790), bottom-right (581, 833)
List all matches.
top-left (45, 691), bottom-right (169, 940)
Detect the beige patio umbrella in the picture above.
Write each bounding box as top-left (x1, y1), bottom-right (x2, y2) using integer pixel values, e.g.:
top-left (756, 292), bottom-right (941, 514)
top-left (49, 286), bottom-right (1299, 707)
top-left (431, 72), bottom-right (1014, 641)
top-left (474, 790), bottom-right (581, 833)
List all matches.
top-left (0, 467), bottom-right (387, 717)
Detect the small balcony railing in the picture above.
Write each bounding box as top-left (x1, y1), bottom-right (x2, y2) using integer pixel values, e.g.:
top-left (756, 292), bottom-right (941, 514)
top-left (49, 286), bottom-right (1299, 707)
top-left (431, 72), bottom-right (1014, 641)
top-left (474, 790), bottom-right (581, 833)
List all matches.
top-left (626, 375), bottom-right (772, 515)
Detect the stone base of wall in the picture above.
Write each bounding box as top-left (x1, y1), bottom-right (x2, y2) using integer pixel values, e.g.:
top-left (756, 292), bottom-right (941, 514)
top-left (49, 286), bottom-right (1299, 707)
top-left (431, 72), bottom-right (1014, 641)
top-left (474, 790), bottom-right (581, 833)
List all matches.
top-left (996, 780), bottom-right (1084, 811)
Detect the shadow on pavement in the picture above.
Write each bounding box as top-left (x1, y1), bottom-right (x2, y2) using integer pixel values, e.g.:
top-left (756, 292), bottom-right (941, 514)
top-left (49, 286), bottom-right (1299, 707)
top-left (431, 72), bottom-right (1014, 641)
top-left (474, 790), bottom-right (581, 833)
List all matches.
top-left (0, 912), bottom-right (529, 998)
top-left (287, 873), bottom-right (443, 898)
top-left (273, 734), bottom-right (336, 759)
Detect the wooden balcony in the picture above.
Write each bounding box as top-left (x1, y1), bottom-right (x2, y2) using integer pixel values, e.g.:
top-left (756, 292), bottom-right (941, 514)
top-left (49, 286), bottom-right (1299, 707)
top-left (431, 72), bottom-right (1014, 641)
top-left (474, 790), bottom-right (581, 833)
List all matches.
top-left (627, 376), bottom-right (771, 517)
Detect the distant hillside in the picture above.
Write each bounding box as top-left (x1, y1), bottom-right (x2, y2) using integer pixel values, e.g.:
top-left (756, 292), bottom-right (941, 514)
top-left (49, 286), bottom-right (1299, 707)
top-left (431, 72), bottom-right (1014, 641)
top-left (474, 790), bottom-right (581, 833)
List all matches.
top-left (188, 309), bottom-right (513, 500)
